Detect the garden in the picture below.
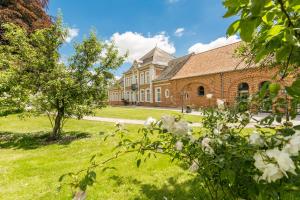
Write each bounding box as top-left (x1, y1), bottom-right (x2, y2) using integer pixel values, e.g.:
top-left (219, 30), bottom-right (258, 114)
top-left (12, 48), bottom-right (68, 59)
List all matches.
top-left (1, 0), bottom-right (300, 199)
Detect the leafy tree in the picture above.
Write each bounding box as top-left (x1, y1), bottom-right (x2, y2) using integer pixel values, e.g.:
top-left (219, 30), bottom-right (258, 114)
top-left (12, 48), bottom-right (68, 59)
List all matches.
top-left (224, 0), bottom-right (299, 72)
top-left (0, 0), bottom-right (51, 43)
top-left (0, 15), bottom-right (126, 139)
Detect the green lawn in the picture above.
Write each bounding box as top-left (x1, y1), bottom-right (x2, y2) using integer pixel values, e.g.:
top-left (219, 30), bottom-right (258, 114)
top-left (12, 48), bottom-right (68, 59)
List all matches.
top-left (94, 106), bottom-right (202, 122)
top-left (0, 115), bottom-right (203, 200)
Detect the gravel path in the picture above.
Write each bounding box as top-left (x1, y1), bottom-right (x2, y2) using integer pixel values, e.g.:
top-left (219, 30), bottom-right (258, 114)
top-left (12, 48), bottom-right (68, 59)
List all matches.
top-left (82, 116), bottom-right (202, 127)
top-left (83, 115), bottom-right (300, 128)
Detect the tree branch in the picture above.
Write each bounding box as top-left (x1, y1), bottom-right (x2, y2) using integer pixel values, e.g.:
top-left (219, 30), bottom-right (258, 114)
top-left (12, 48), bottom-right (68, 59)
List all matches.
top-left (277, 0), bottom-right (294, 27)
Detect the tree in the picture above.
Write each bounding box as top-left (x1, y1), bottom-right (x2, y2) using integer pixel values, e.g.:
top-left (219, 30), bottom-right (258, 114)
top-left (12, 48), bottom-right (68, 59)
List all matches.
top-left (224, 0), bottom-right (299, 74)
top-left (223, 0), bottom-right (300, 121)
top-left (0, 15), bottom-right (126, 139)
top-left (0, 0), bottom-right (51, 32)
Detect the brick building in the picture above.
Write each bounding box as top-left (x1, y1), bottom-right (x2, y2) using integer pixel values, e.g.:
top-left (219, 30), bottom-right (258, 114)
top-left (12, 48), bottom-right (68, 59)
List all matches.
top-left (108, 42), bottom-right (283, 108)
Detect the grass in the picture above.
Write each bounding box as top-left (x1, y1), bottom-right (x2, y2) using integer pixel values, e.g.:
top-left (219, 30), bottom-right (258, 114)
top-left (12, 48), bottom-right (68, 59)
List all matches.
top-left (94, 106), bottom-right (202, 122)
top-left (0, 115), bottom-right (203, 200)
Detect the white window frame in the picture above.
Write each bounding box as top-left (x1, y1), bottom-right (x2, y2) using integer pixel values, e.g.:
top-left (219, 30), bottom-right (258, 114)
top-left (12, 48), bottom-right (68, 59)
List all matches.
top-left (165, 89), bottom-right (170, 98)
top-left (146, 89), bottom-right (150, 102)
top-left (140, 89), bottom-right (145, 102)
top-left (140, 72), bottom-right (145, 85)
top-left (155, 87), bottom-right (161, 102)
top-left (145, 71), bottom-right (150, 84)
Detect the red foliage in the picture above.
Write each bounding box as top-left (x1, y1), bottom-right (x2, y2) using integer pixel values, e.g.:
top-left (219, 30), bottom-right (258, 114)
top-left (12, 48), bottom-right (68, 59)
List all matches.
top-left (0, 0), bottom-right (51, 33)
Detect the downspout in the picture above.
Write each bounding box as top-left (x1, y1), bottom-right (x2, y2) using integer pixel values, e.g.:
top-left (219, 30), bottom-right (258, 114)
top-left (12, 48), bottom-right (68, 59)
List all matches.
top-left (220, 72), bottom-right (224, 99)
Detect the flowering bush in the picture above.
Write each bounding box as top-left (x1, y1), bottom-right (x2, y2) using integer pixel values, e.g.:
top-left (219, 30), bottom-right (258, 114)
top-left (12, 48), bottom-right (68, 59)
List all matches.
top-left (60, 98), bottom-right (300, 199)
top-left (105, 102), bottom-right (300, 199)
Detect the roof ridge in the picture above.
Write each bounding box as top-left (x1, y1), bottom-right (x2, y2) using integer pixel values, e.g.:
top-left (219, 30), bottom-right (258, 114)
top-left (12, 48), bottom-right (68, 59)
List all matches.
top-left (192, 40), bottom-right (241, 56)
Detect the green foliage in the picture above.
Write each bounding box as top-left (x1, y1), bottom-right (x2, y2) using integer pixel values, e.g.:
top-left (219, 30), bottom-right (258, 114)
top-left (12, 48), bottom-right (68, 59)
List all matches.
top-left (106, 106), bottom-right (300, 199)
top-left (0, 14), bottom-right (126, 138)
top-left (224, 0), bottom-right (300, 67)
top-left (224, 0), bottom-right (300, 121)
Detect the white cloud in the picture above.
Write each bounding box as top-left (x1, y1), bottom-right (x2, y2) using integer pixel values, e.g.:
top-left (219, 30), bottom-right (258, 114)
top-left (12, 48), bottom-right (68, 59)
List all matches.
top-left (188, 35), bottom-right (240, 54)
top-left (65, 28), bottom-right (79, 43)
top-left (111, 31), bottom-right (176, 63)
top-left (174, 28), bottom-right (185, 37)
top-left (115, 75), bottom-right (121, 80)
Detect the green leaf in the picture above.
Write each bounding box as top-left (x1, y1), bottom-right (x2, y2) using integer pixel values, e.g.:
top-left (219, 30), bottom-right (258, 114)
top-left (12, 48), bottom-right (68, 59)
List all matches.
top-left (90, 154), bottom-right (96, 162)
top-left (294, 125), bottom-right (300, 130)
top-left (223, 7), bottom-right (240, 18)
top-left (240, 19), bottom-right (257, 42)
top-left (286, 78), bottom-right (300, 99)
top-left (262, 11), bottom-right (275, 25)
top-left (269, 83), bottom-right (281, 95)
top-left (266, 25), bottom-right (285, 40)
top-left (251, 0), bottom-right (267, 16)
top-left (136, 159), bottom-right (141, 168)
top-left (227, 20), bottom-right (240, 36)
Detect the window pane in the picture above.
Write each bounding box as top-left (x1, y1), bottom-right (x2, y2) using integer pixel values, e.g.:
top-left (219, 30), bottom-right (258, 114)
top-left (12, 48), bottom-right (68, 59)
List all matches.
top-left (198, 86), bottom-right (205, 96)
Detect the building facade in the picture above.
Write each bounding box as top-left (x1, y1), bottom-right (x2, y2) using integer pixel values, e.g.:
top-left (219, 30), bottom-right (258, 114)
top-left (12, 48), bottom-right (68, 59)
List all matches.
top-left (109, 42), bottom-right (287, 108)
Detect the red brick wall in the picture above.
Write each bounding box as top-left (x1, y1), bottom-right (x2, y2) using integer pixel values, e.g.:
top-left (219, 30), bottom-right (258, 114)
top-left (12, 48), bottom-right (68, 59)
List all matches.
top-left (109, 67), bottom-right (291, 108)
top-left (163, 67), bottom-right (284, 108)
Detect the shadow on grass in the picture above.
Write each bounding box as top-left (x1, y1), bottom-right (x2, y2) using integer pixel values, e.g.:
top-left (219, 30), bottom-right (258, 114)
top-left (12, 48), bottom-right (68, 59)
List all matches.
top-left (0, 131), bottom-right (91, 150)
top-left (109, 175), bottom-right (208, 200)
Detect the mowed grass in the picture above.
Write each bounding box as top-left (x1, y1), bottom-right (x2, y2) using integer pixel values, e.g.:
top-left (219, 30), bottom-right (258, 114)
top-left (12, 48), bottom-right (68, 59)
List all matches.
top-left (94, 106), bottom-right (202, 122)
top-left (0, 115), bottom-right (202, 200)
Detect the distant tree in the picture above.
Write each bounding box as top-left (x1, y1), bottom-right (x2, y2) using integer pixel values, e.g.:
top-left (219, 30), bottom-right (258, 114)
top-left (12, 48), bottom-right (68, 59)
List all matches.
top-left (0, 15), bottom-right (126, 139)
top-left (0, 0), bottom-right (51, 42)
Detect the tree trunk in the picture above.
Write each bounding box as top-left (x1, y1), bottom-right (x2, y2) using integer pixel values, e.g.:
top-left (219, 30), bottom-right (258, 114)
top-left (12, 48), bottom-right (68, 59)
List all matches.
top-left (52, 106), bottom-right (64, 140)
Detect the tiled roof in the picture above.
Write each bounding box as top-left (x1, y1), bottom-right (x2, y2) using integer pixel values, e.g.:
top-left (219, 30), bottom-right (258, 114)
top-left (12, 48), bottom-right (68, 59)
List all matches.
top-left (172, 42), bottom-right (250, 80)
top-left (153, 54), bottom-right (193, 82)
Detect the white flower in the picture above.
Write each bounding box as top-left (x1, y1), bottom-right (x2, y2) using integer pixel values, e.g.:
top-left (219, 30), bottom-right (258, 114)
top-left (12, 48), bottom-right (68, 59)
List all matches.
top-left (260, 163), bottom-right (284, 183)
top-left (144, 117), bottom-right (157, 127)
top-left (216, 99), bottom-right (225, 109)
top-left (171, 121), bottom-right (191, 136)
top-left (156, 145), bottom-right (164, 153)
top-left (268, 149), bottom-right (296, 176)
top-left (249, 131), bottom-right (264, 146)
top-left (254, 152), bottom-right (283, 183)
top-left (161, 115), bottom-right (175, 131)
top-left (24, 106), bottom-right (33, 111)
top-left (283, 132), bottom-right (300, 156)
top-left (201, 137), bottom-right (211, 148)
top-left (175, 141), bottom-right (183, 151)
top-left (213, 123), bottom-right (223, 135)
top-left (253, 152), bottom-right (266, 171)
top-left (201, 137), bottom-right (214, 154)
top-left (189, 159), bottom-right (199, 172)
top-left (254, 148), bottom-right (297, 182)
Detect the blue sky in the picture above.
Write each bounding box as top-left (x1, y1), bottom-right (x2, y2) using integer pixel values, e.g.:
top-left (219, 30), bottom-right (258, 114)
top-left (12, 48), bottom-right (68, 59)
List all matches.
top-left (48, 0), bottom-right (238, 77)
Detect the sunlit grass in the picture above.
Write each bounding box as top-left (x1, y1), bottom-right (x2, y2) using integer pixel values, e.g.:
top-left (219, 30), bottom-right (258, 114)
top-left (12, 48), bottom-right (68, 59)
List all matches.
top-left (0, 115), bottom-right (201, 200)
top-left (94, 106), bottom-right (202, 122)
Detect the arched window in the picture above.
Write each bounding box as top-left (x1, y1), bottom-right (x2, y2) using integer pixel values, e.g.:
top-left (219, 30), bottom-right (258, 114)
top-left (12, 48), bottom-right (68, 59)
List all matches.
top-left (165, 89), bottom-right (170, 98)
top-left (198, 86), bottom-right (205, 96)
top-left (238, 82), bottom-right (249, 98)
